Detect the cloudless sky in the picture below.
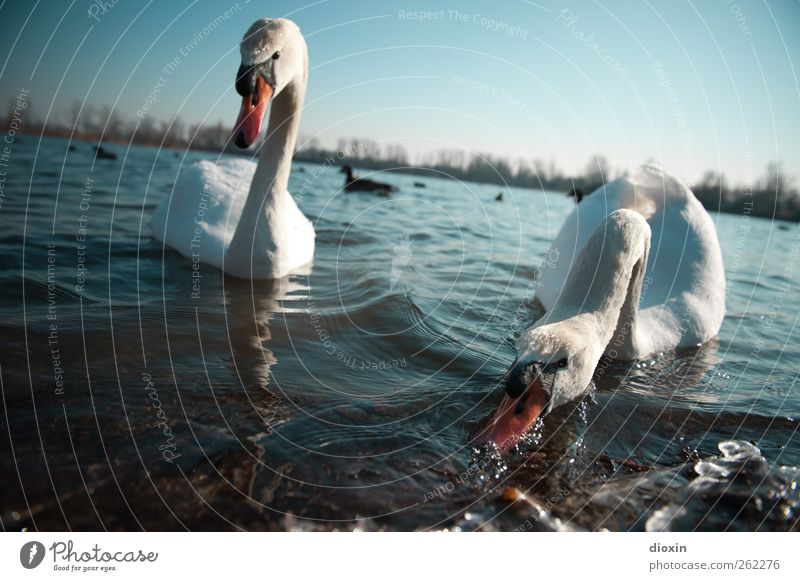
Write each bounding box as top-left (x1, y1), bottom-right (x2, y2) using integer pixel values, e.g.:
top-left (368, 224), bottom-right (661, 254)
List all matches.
top-left (1, 0), bottom-right (798, 184)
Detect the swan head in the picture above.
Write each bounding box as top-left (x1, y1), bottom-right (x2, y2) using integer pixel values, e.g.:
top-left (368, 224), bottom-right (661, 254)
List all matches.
top-left (233, 18), bottom-right (305, 148)
top-left (474, 316), bottom-right (601, 454)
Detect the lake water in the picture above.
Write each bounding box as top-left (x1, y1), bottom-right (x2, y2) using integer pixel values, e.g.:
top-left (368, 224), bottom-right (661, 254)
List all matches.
top-left (1, 136), bottom-right (798, 531)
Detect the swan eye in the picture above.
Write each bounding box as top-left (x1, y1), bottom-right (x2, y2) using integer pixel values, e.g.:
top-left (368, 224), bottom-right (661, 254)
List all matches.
top-left (272, 51), bottom-right (281, 60)
top-left (556, 358), bottom-right (568, 369)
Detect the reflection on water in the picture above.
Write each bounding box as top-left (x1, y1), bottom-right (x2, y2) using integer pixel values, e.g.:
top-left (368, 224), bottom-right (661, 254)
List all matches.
top-left (0, 137), bottom-right (798, 531)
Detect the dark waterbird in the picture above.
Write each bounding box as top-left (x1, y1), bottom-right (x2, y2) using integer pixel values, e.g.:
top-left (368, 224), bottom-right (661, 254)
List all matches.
top-left (94, 145), bottom-right (117, 160)
top-left (341, 165), bottom-right (395, 196)
top-left (567, 187), bottom-right (584, 203)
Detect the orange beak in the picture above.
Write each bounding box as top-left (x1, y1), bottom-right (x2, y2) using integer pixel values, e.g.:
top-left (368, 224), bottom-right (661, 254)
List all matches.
top-left (473, 377), bottom-right (547, 454)
top-left (233, 76), bottom-right (273, 148)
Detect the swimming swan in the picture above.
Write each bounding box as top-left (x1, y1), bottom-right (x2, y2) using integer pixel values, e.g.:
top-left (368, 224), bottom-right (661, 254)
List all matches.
top-left (150, 18), bottom-right (314, 279)
top-left (475, 165), bottom-right (725, 453)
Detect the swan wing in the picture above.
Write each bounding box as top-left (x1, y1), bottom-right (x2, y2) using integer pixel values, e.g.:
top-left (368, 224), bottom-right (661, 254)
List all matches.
top-left (150, 158), bottom-right (257, 270)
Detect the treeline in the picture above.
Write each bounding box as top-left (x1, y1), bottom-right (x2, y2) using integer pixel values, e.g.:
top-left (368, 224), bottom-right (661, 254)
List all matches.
top-left (4, 99), bottom-right (799, 221)
top-left (295, 137), bottom-right (604, 192)
top-left (4, 100), bottom-right (235, 152)
top-left (296, 138), bottom-right (799, 222)
top-left (691, 164), bottom-right (800, 222)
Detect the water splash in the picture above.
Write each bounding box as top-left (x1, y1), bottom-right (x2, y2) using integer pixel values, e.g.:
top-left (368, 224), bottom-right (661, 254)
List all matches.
top-left (469, 444), bottom-right (510, 487)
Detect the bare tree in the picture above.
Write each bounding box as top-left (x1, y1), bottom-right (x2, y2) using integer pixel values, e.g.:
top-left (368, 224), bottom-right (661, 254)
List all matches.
top-left (762, 161), bottom-right (788, 194)
top-left (66, 100), bottom-right (87, 134)
top-left (585, 154), bottom-right (611, 186)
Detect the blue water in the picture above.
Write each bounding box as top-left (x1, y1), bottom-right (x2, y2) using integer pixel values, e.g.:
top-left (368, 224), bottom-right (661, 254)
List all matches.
top-left (1, 136), bottom-right (798, 531)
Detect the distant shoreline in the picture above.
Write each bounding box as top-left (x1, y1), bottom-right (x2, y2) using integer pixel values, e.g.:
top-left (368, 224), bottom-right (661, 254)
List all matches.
top-left (10, 126), bottom-right (800, 223)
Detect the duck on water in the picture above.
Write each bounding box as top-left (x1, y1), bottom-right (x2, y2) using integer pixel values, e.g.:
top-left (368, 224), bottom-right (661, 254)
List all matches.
top-left (341, 165), bottom-right (395, 195)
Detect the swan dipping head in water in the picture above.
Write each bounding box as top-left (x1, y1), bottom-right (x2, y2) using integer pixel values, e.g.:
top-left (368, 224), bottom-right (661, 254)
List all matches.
top-left (474, 167), bottom-right (725, 454)
top-left (475, 210), bottom-right (651, 453)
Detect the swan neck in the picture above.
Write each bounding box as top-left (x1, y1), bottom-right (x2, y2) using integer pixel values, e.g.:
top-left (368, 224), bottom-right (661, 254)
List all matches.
top-left (223, 38), bottom-right (307, 278)
top-left (606, 236), bottom-right (649, 358)
top-left (250, 66), bottom-right (306, 205)
top-left (549, 211), bottom-right (650, 358)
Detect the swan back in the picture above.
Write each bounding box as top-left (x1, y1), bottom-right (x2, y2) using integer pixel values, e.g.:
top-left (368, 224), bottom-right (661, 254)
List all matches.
top-left (537, 165), bottom-right (725, 357)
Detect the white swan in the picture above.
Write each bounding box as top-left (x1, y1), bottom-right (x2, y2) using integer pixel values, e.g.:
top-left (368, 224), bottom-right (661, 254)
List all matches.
top-left (476, 165), bottom-right (725, 452)
top-left (150, 18), bottom-right (314, 279)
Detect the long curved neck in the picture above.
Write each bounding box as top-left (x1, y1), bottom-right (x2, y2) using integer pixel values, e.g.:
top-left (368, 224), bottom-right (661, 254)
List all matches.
top-left (250, 68), bottom-right (306, 211)
top-left (225, 44), bottom-right (307, 278)
top-left (545, 210), bottom-right (650, 359)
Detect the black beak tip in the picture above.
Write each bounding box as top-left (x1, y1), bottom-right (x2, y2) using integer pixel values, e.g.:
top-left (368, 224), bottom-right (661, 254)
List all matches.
top-left (234, 131), bottom-right (248, 149)
top-left (504, 360), bottom-right (529, 398)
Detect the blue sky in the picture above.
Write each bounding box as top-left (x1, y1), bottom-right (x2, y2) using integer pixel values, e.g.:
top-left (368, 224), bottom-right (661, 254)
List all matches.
top-left (1, 0), bottom-right (798, 184)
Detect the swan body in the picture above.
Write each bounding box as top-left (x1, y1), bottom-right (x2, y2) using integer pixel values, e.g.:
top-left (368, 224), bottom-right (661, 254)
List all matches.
top-left (477, 165), bottom-right (725, 452)
top-left (150, 18), bottom-right (314, 279)
top-left (150, 158), bottom-right (314, 276)
top-left (537, 164), bottom-right (725, 356)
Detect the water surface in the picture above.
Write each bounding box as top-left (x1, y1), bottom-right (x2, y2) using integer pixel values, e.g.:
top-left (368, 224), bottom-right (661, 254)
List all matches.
top-left (1, 136), bottom-right (798, 531)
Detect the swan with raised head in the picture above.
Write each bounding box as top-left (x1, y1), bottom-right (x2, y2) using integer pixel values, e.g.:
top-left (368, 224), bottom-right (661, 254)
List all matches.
top-left (150, 18), bottom-right (314, 279)
top-left (475, 165), bottom-right (725, 453)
